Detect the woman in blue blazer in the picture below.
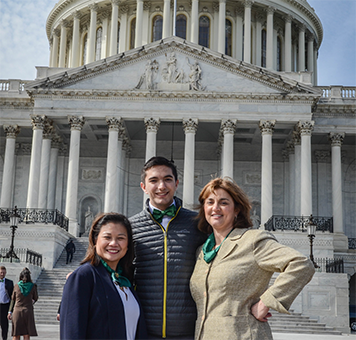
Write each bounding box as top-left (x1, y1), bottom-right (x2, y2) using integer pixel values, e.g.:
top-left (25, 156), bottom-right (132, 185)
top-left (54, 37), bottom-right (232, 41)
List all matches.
top-left (60, 213), bottom-right (147, 340)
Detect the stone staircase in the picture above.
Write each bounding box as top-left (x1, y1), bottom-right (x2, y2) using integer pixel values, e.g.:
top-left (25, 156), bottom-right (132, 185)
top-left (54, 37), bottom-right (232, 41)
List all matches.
top-left (270, 311), bottom-right (342, 335)
top-left (34, 237), bottom-right (89, 325)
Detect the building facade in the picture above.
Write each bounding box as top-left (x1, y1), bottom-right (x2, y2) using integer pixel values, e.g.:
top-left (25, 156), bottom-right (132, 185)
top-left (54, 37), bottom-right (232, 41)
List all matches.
top-left (0, 0), bottom-right (355, 332)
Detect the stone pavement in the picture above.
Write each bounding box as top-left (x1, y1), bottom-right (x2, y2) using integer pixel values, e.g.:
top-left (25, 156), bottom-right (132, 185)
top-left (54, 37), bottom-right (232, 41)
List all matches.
top-left (32, 323), bottom-right (356, 340)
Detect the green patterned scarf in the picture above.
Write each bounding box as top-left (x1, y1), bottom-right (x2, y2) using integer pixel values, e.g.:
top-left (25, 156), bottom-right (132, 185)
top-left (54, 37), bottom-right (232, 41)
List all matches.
top-left (18, 281), bottom-right (34, 297)
top-left (100, 258), bottom-right (131, 288)
top-left (202, 229), bottom-right (233, 263)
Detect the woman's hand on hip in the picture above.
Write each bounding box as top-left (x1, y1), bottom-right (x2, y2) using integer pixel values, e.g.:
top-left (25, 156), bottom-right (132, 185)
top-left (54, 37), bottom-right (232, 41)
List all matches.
top-left (251, 300), bottom-right (272, 322)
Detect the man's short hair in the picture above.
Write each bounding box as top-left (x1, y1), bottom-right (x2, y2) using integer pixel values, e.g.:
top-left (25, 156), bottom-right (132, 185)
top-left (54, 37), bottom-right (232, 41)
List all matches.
top-left (0, 266), bottom-right (6, 271)
top-left (141, 156), bottom-right (178, 183)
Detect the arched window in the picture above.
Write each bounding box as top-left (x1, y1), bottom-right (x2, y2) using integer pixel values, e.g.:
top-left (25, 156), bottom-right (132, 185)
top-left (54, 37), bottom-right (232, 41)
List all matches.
top-left (261, 29), bottom-right (266, 67)
top-left (117, 22), bottom-right (121, 54)
top-left (95, 27), bottom-right (102, 61)
top-left (130, 18), bottom-right (136, 49)
top-left (277, 36), bottom-right (282, 71)
top-left (225, 19), bottom-right (232, 56)
top-left (176, 14), bottom-right (187, 39)
top-left (199, 16), bottom-right (210, 48)
top-left (152, 15), bottom-right (163, 42)
top-left (82, 33), bottom-right (88, 64)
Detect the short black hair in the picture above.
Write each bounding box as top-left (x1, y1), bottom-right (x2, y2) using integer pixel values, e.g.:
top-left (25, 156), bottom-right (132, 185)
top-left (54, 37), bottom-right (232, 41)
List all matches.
top-left (141, 156), bottom-right (178, 183)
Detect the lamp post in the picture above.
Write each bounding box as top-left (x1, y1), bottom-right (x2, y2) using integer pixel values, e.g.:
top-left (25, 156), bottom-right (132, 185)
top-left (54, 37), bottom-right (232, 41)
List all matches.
top-left (307, 214), bottom-right (320, 268)
top-left (5, 206), bottom-right (20, 263)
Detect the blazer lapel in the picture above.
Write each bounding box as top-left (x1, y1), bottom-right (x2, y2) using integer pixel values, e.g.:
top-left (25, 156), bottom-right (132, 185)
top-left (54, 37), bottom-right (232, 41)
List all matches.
top-left (219, 228), bottom-right (249, 260)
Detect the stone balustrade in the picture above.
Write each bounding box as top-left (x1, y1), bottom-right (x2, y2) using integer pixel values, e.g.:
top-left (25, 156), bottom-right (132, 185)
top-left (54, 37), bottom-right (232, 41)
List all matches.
top-left (316, 85), bottom-right (356, 99)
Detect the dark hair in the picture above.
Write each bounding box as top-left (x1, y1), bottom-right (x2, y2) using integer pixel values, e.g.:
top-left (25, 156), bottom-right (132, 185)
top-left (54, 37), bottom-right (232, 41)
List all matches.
top-left (197, 177), bottom-right (253, 234)
top-left (141, 156), bottom-right (178, 183)
top-left (19, 267), bottom-right (32, 283)
top-left (81, 213), bottom-right (134, 282)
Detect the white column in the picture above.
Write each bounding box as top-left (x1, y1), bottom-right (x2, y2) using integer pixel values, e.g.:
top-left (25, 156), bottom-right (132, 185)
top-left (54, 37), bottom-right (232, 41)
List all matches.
top-left (298, 121), bottom-right (314, 217)
top-left (292, 38), bottom-right (297, 72)
top-left (86, 4), bottom-right (98, 64)
top-left (101, 14), bottom-right (109, 59)
top-left (217, 0), bottom-right (226, 54)
top-left (119, 6), bottom-right (128, 53)
top-left (218, 131), bottom-right (224, 176)
top-left (142, 2), bottom-right (151, 45)
top-left (38, 122), bottom-right (53, 209)
top-left (307, 34), bottom-right (314, 82)
top-left (266, 7), bottom-right (275, 70)
top-left (123, 146), bottom-right (130, 215)
top-left (0, 125), bottom-right (20, 208)
top-left (47, 135), bottom-right (62, 210)
top-left (329, 133), bottom-right (345, 233)
top-left (221, 119), bottom-right (236, 178)
top-left (293, 130), bottom-right (301, 216)
top-left (27, 115), bottom-right (46, 209)
top-left (298, 24), bottom-right (305, 72)
top-left (55, 145), bottom-right (67, 212)
top-left (235, 7), bottom-right (243, 60)
top-left (183, 119), bottom-right (198, 209)
top-left (65, 116), bottom-right (85, 236)
top-left (282, 149), bottom-right (289, 216)
top-left (314, 46), bottom-right (318, 85)
top-left (284, 14), bottom-right (292, 72)
top-left (259, 120), bottom-right (276, 228)
top-left (191, 0), bottom-right (199, 43)
top-left (287, 141), bottom-right (295, 216)
top-left (104, 117), bottom-right (122, 212)
top-left (109, 0), bottom-right (120, 56)
top-left (254, 14), bottom-right (262, 66)
top-left (162, 0), bottom-right (171, 39)
top-left (51, 29), bottom-right (60, 67)
top-left (58, 20), bottom-right (68, 68)
top-left (144, 118), bottom-right (160, 161)
top-left (119, 138), bottom-right (129, 213)
top-left (212, 3), bottom-right (219, 51)
top-left (314, 150), bottom-right (329, 216)
top-left (71, 12), bottom-right (81, 68)
top-left (243, 0), bottom-right (252, 63)
top-left (135, 0), bottom-right (144, 48)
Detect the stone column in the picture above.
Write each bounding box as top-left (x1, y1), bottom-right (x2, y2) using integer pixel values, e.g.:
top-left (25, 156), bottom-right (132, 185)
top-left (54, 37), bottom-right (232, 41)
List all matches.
top-left (218, 130), bottom-right (224, 176)
top-left (307, 34), bottom-right (314, 78)
top-left (109, 0), bottom-right (120, 56)
top-left (119, 138), bottom-right (129, 213)
top-left (58, 20), bottom-right (68, 68)
top-left (183, 119), bottom-right (198, 209)
top-left (282, 149), bottom-right (289, 216)
top-left (144, 118), bottom-right (160, 161)
top-left (191, 0), bottom-right (199, 43)
top-left (298, 121), bottom-right (314, 217)
top-left (142, 2), bottom-right (151, 45)
top-left (47, 135), bottom-right (62, 210)
top-left (329, 133), bottom-right (345, 233)
top-left (314, 150), bottom-right (329, 216)
top-left (266, 7), bottom-right (275, 70)
top-left (119, 5), bottom-right (128, 53)
top-left (135, 0), bottom-right (144, 47)
top-left (71, 12), bottom-right (81, 67)
top-left (101, 12), bottom-right (109, 59)
top-left (313, 46), bottom-right (318, 85)
top-left (162, 0), bottom-right (171, 39)
top-left (104, 117), bottom-right (122, 213)
top-left (254, 13), bottom-right (263, 66)
top-left (38, 121), bottom-right (54, 209)
top-left (218, 0), bottom-right (226, 54)
top-left (51, 29), bottom-right (60, 67)
top-left (65, 116), bottom-right (85, 236)
top-left (55, 144), bottom-right (67, 212)
top-left (243, 0), bottom-right (253, 63)
top-left (27, 115), bottom-right (46, 209)
top-left (298, 24), bottom-right (305, 72)
top-left (221, 119), bottom-right (236, 178)
top-left (259, 120), bottom-right (275, 228)
top-left (287, 141), bottom-right (295, 216)
top-left (86, 4), bottom-right (98, 64)
top-left (293, 129), bottom-right (301, 216)
top-left (284, 14), bottom-right (292, 72)
top-left (0, 125), bottom-right (20, 208)
top-left (123, 143), bottom-right (131, 215)
top-left (235, 7), bottom-right (244, 60)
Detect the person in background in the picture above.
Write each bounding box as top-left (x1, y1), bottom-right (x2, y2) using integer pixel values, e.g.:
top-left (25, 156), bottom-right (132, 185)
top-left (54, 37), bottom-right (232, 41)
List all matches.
top-left (7, 268), bottom-right (38, 340)
top-left (60, 213), bottom-right (147, 339)
top-left (190, 177), bottom-right (315, 340)
top-left (65, 239), bottom-right (76, 264)
top-left (0, 266), bottom-right (13, 340)
top-left (130, 156), bottom-right (206, 339)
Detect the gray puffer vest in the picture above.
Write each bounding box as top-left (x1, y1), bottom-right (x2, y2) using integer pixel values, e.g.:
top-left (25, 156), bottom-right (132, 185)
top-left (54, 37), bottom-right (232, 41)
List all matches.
top-left (130, 197), bottom-right (207, 338)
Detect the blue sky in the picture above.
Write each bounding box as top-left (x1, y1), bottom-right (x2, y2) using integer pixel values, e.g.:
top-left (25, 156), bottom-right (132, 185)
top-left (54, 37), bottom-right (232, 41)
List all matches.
top-left (0, 0), bottom-right (355, 86)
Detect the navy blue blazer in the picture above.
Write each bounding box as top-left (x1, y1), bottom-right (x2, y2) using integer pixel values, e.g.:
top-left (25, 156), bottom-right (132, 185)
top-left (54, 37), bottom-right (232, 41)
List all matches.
top-left (60, 261), bottom-right (147, 340)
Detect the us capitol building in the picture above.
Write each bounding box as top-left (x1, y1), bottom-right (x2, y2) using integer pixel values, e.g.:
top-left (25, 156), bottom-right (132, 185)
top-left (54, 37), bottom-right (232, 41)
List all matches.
top-left (0, 0), bottom-right (355, 332)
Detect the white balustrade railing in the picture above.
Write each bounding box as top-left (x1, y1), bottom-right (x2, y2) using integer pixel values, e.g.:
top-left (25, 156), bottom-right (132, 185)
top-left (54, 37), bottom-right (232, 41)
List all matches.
top-left (315, 86), bottom-right (356, 100)
top-left (0, 79), bottom-right (31, 93)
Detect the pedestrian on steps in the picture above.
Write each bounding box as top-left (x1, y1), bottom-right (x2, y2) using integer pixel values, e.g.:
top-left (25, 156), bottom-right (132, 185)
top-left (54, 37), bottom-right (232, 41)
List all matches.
top-left (65, 239), bottom-right (76, 264)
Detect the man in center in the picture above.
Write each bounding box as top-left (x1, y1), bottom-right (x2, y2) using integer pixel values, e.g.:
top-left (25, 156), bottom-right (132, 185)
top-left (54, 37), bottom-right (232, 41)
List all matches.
top-left (130, 156), bottom-right (206, 339)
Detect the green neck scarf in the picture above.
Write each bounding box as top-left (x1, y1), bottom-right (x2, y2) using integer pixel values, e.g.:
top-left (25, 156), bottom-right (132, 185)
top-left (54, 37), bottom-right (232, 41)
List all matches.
top-left (100, 258), bottom-right (131, 288)
top-left (202, 229), bottom-right (233, 263)
top-left (18, 281), bottom-right (34, 297)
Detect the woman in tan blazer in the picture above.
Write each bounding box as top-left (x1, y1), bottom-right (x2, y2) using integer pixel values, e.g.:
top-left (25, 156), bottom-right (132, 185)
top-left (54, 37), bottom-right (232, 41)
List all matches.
top-left (190, 177), bottom-right (315, 340)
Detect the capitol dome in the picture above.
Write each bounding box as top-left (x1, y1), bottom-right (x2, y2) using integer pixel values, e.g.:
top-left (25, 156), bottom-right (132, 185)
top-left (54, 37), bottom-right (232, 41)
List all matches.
top-left (46, 0), bottom-right (322, 84)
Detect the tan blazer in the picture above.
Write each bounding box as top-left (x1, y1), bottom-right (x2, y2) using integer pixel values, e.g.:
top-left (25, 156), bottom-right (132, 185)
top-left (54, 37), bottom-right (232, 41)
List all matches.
top-left (190, 228), bottom-right (315, 340)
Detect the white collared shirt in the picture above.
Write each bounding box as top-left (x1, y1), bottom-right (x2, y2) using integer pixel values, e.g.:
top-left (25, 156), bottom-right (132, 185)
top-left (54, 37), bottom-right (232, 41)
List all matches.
top-left (149, 200), bottom-right (176, 230)
top-left (0, 279), bottom-right (10, 304)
